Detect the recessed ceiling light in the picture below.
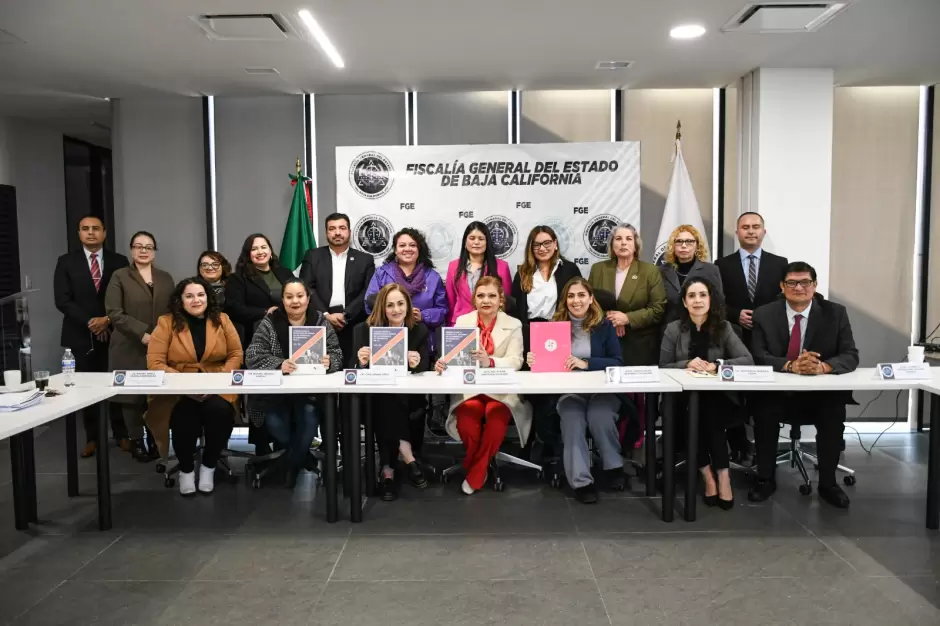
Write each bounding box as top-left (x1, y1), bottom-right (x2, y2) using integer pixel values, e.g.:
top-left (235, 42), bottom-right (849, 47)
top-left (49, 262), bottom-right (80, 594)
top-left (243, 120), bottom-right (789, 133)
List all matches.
top-left (298, 9), bottom-right (344, 69)
top-left (670, 24), bottom-right (706, 39)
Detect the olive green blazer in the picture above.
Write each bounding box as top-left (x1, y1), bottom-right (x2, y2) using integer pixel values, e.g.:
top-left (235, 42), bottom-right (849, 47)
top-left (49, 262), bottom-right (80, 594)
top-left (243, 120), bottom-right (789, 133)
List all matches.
top-left (588, 259), bottom-right (666, 366)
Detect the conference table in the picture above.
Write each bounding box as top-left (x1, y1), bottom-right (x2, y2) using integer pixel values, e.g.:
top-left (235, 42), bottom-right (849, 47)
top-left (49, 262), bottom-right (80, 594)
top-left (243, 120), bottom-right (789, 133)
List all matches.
top-left (1, 383), bottom-right (115, 530)
top-left (662, 369), bottom-right (928, 524)
top-left (5, 367), bottom-right (939, 531)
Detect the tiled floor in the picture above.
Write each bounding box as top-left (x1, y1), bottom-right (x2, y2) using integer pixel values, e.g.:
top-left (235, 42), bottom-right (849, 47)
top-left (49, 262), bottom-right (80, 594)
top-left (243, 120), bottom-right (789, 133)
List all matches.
top-left (1, 421), bottom-right (938, 625)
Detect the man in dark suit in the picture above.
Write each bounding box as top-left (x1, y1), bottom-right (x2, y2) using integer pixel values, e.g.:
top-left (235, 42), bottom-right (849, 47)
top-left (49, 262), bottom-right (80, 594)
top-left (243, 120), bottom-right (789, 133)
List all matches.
top-left (715, 211), bottom-right (789, 461)
top-left (299, 212), bottom-right (375, 360)
top-left (748, 262), bottom-right (859, 509)
top-left (53, 215), bottom-right (130, 457)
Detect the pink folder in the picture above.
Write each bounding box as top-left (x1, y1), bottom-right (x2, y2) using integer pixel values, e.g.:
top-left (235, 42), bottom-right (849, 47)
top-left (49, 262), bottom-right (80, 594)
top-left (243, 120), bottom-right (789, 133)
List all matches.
top-left (530, 321), bottom-right (571, 373)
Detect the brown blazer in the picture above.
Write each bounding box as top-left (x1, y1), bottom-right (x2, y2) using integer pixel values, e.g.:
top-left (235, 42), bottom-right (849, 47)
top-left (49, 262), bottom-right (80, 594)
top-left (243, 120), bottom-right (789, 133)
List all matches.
top-left (145, 312), bottom-right (243, 458)
top-left (105, 265), bottom-right (175, 371)
top-left (588, 258), bottom-right (666, 366)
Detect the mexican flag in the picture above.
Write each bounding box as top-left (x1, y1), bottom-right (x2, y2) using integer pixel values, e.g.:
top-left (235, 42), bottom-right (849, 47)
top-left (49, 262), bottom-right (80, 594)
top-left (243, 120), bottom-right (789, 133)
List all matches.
top-left (280, 173), bottom-right (316, 273)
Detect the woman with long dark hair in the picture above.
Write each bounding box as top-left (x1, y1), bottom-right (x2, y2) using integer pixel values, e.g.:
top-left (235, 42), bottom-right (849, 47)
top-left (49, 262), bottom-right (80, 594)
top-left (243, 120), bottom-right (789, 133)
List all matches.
top-left (146, 277), bottom-right (243, 496)
top-left (365, 228), bottom-right (447, 349)
top-left (660, 278), bottom-right (752, 510)
top-left (445, 221), bottom-right (512, 326)
top-left (225, 233), bottom-right (294, 345)
top-left (526, 277), bottom-right (624, 504)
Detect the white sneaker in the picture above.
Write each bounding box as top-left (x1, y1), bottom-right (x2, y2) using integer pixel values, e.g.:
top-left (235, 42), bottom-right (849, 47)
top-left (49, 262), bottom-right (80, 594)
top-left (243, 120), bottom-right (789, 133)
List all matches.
top-left (461, 480), bottom-right (475, 495)
top-left (198, 464), bottom-right (215, 494)
top-left (179, 470), bottom-right (196, 496)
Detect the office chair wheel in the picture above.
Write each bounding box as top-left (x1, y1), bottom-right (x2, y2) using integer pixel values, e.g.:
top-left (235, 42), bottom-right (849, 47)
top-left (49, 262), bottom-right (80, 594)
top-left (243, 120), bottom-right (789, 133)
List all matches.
top-left (799, 484), bottom-right (812, 496)
top-left (164, 478), bottom-right (175, 488)
top-left (155, 463), bottom-right (166, 474)
top-left (843, 475), bottom-right (856, 486)
top-left (535, 469), bottom-right (544, 480)
top-left (251, 475), bottom-right (262, 489)
top-left (441, 473), bottom-right (451, 485)
top-left (550, 474), bottom-right (562, 489)
top-left (493, 478), bottom-right (504, 492)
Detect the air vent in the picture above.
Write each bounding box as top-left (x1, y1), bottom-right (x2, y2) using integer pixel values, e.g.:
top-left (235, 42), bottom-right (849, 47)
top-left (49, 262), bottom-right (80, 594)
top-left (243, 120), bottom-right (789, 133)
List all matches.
top-left (192, 14), bottom-right (291, 41)
top-left (244, 67), bottom-right (280, 75)
top-left (595, 61), bottom-right (633, 71)
top-left (722, 2), bottom-right (851, 33)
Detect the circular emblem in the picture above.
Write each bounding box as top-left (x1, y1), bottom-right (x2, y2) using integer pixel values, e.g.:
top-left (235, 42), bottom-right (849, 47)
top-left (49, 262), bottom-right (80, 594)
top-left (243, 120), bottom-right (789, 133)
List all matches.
top-left (114, 372), bottom-right (126, 385)
top-left (426, 221), bottom-right (455, 262)
top-left (348, 151), bottom-right (393, 199)
top-left (720, 366), bottom-right (734, 380)
top-left (344, 370), bottom-right (358, 384)
top-left (542, 219), bottom-right (574, 257)
top-left (880, 365), bottom-right (894, 378)
top-left (231, 371), bottom-right (244, 384)
top-left (463, 369), bottom-right (476, 385)
top-left (353, 214), bottom-right (394, 258)
top-left (484, 215), bottom-right (518, 259)
top-left (544, 339), bottom-right (558, 352)
top-left (583, 214), bottom-right (620, 258)
top-left (652, 242), bottom-right (668, 266)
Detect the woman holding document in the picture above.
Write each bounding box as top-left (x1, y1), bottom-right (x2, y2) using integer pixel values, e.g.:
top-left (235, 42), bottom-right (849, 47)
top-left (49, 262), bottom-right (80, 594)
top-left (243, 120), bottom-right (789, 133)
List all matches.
top-left (146, 277), bottom-right (242, 496)
top-left (245, 278), bottom-right (342, 488)
top-left (351, 283), bottom-right (431, 501)
top-left (434, 277), bottom-right (529, 495)
top-left (660, 278), bottom-right (752, 510)
top-left (526, 278), bottom-right (624, 504)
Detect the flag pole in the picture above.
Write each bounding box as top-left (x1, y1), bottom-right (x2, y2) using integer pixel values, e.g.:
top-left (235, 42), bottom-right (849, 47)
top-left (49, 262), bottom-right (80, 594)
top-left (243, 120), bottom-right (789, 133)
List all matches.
top-left (296, 156), bottom-right (302, 176)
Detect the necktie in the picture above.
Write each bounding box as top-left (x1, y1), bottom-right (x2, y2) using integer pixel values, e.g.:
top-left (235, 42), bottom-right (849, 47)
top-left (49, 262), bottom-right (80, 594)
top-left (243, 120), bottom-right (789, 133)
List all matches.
top-left (786, 314), bottom-right (803, 361)
top-left (746, 254), bottom-right (757, 302)
top-left (90, 253), bottom-right (102, 292)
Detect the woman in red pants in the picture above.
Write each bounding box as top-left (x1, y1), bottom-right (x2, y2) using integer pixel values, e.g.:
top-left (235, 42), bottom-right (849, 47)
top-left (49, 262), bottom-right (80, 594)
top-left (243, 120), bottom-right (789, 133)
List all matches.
top-left (434, 277), bottom-right (530, 495)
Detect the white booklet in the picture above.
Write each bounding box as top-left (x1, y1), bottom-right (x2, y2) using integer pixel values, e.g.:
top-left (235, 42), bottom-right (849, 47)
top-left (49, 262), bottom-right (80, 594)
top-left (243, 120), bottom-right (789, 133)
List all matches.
top-left (370, 326), bottom-right (409, 377)
top-left (289, 326), bottom-right (327, 374)
top-left (440, 327), bottom-right (479, 376)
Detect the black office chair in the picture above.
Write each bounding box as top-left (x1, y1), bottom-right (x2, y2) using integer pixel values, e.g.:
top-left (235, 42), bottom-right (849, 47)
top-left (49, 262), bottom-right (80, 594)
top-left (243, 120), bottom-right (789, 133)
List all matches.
top-left (775, 422), bottom-right (856, 495)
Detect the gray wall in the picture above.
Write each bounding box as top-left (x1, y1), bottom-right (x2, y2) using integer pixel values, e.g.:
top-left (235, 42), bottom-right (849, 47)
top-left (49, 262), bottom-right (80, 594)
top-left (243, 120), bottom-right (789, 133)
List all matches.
top-left (214, 96), bottom-right (306, 262)
top-left (111, 97), bottom-right (205, 282)
top-left (313, 94), bottom-right (405, 245)
top-left (417, 92), bottom-right (508, 145)
top-left (2, 118), bottom-right (68, 371)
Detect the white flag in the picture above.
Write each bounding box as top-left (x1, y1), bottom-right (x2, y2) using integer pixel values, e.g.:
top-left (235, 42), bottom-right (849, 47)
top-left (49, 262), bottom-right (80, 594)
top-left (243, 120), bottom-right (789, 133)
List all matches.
top-left (653, 140), bottom-right (707, 265)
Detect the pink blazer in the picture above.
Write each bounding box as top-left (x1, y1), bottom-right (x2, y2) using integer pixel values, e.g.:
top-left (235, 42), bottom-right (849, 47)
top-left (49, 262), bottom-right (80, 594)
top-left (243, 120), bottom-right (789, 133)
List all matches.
top-left (445, 258), bottom-right (513, 326)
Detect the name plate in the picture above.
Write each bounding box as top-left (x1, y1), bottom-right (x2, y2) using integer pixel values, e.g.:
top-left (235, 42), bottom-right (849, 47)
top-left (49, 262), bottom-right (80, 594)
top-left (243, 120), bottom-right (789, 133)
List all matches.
top-left (720, 365), bottom-right (774, 382)
top-left (112, 370), bottom-right (165, 387)
top-left (343, 369), bottom-right (396, 386)
top-left (231, 370), bottom-right (282, 387)
top-left (877, 362), bottom-right (931, 381)
top-left (606, 366), bottom-right (660, 384)
top-left (462, 367), bottom-right (517, 385)
top-left (294, 364), bottom-right (326, 376)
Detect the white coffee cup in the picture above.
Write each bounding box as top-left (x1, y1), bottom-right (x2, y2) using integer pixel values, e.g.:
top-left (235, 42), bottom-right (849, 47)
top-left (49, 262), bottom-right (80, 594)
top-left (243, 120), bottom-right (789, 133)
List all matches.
top-left (908, 345), bottom-right (925, 364)
top-left (3, 370), bottom-right (22, 387)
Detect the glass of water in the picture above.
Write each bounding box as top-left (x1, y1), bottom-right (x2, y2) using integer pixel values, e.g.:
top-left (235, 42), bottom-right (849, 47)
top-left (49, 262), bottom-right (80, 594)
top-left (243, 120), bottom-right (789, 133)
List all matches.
top-left (34, 370), bottom-right (50, 391)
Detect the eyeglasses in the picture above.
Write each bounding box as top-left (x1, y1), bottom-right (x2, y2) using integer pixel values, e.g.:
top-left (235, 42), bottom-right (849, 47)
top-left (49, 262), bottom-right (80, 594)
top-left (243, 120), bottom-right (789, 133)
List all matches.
top-left (783, 279), bottom-right (815, 289)
top-left (673, 239), bottom-right (697, 246)
top-left (199, 262), bottom-right (221, 270)
top-left (131, 244), bottom-right (155, 252)
top-left (531, 240), bottom-right (556, 251)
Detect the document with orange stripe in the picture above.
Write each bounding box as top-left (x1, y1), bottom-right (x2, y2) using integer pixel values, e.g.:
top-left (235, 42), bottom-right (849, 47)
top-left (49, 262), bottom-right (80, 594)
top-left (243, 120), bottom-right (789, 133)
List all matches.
top-left (289, 326), bottom-right (327, 374)
top-left (370, 327), bottom-right (408, 376)
top-left (441, 327), bottom-right (479, 376)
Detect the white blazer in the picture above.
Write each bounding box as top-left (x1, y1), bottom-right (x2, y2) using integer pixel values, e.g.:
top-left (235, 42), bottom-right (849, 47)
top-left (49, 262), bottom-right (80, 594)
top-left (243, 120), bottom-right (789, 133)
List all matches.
top-left (444, 311), bottom-right (532, 444)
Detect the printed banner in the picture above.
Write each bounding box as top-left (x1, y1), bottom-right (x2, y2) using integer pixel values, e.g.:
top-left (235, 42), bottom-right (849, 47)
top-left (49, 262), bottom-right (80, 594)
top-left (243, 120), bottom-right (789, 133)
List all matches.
top-left (335, 142), bottom-right (641, 273)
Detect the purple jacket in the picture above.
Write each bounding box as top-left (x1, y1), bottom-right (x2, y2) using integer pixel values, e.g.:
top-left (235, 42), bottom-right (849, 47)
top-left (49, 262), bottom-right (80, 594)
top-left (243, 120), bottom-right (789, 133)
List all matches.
top-left (365, 263), bottom-right (449, 348)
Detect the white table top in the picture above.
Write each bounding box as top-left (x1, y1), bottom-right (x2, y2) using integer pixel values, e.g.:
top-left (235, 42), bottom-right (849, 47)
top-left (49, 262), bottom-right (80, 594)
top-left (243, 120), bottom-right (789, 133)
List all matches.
top-left (662, 367), bottom-right (923, 392)
top-left (0, 385), bottom-right (116, 441)
top-left (919, 367), bottom-right (940, 395)
top-left (334, 370), bottom-right (683, 395)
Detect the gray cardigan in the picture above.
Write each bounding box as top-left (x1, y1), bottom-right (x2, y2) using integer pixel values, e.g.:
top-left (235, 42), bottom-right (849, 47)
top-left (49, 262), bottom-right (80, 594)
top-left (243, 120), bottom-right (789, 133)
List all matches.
top-left (659, 319), bottom-right (753, 370)
top-left (660, 260), bottom-right (724, 325)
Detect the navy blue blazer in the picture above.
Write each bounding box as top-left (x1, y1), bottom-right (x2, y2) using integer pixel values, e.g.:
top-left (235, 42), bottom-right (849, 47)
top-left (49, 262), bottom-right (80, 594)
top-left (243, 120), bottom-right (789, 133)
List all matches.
top-left (582, 318), bottom-right (624, 371)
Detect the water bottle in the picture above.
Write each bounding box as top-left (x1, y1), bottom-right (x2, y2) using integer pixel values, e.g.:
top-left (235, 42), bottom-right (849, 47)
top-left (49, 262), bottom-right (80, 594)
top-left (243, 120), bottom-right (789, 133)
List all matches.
top-left (62, 348), bottom-right (76, 387)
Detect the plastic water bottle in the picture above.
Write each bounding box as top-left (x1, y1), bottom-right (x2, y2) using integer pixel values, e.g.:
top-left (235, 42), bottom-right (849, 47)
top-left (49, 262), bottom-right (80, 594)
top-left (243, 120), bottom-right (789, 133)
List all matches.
top-left (62, 348), bottom-right (76, 387)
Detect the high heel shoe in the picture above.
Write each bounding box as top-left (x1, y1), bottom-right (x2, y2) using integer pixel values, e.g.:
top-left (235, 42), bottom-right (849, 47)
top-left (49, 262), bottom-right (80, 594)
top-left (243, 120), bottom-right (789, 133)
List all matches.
top-left (703, 494), bottom-right (718, 507)
top-left (718, 496), bottom-right (734, 511)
